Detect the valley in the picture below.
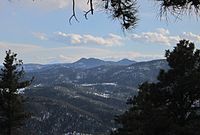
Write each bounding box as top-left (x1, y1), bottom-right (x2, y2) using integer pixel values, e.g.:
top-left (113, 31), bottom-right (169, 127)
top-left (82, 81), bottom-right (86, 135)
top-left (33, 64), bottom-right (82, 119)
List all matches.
top-left (21, 58), bottom-right (168, 135)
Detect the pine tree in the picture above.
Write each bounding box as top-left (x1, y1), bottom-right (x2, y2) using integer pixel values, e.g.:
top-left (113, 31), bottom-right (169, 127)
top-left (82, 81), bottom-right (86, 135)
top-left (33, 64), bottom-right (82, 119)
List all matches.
top-left (112, 40), bottom-right (200, 135)
top-left (0, 50), bottom-right (33, 135)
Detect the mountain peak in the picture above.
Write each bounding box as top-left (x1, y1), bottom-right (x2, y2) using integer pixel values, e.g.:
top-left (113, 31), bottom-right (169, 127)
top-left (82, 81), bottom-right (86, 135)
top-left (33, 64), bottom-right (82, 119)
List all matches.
top-left (77, 58), bottom-right (87, 62)
top-left (116, 59), bottom-right (136, 66)
top-left (76, 58), bottom-right (104, 63)
top-left (73, 58), bottom-right (106, 69)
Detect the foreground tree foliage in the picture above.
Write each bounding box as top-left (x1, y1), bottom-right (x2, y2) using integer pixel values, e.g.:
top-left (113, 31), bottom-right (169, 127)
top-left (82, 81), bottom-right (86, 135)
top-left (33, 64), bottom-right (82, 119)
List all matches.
top-left (157, 0), bottom-right (200, 16)
top-left (112, 40), bottom-right (200, 135)
top-left (28, 0), bottom-right (200, 30)
top-left (0, 50), bottom-right (33, 135)
top-left (73, 0), bottom-right (200, 30)
top-left (68, 0), bottom-right (138, 30)
top-left (70, 0), bottom-right (200, 30)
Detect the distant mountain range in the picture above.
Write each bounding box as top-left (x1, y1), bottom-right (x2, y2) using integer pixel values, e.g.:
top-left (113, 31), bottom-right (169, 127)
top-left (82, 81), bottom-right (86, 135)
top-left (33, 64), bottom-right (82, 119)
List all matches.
top-left (1, 58), bottom-right (170, 134)
top-left (23, 58), bottom-right (137, 71)
top-left (72, 58), bottom-right (136, 69)
top-left (25, 58), bottom-right (168, 88)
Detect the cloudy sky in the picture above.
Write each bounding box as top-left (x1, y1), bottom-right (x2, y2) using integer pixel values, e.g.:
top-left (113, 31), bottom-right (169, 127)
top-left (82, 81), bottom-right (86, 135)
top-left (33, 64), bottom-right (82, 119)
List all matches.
top-left (0, 0), bottom-right (200, 64)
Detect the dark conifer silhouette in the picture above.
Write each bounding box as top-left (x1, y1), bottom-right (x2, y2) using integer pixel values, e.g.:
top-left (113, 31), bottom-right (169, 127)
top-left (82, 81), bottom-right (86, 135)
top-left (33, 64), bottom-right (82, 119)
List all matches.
top-left (157, 0), bottom-right (200, 17)
top-left (0, 50), bottom-right (33, 135)
top-left (112, 40), bottom-right (200, 135)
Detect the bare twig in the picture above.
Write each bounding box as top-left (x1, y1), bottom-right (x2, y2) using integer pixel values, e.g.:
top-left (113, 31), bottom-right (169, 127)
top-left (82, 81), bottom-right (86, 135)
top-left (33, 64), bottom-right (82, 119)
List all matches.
top-left (69, 0), bottom-right (137, 30)
top-left (69, 0), bottom-right (79, 24)
top-left (84, 0), bottom-right (94, 20)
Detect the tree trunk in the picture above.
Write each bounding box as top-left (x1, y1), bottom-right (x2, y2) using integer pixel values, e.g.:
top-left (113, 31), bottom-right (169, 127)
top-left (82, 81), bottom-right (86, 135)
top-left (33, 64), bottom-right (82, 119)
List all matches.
top-left (8, 95), bottom-right (11, 135)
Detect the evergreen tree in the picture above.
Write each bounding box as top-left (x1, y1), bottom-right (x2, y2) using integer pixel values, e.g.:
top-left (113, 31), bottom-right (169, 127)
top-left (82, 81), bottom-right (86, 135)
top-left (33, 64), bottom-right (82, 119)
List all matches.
top-left (0, 50), bottom-right (33, 135)
top-left (112, 40), bottom-right (200, 135)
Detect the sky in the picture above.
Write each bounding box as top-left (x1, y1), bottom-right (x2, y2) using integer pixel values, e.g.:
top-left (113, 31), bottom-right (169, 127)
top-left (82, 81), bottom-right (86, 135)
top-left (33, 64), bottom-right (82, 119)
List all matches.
top-left (0, 0), bottom-right (200, 64)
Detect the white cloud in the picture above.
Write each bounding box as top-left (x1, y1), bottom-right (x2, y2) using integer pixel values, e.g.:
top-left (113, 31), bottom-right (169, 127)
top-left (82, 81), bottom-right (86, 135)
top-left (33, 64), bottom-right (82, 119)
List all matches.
top-left (182, 32), bottom-right (200, 43)
top-left (0, 41), bottom-right (43, 64)
top-left (130, 28), bottom-right (180, 46)
top-left (130, 28), bottom-right (200, 46)
top-left (0, 41), bottom-right (160, 64)
top-left (45, 49), bottom-right (163, 63)
top-left (156, 28), bottom-right (170, 35)
top-left (56, 32), bottom-right (82, 44)
top-left (0, 41), bottom-right (42, 52)
top-left (32, 0), bottom-right (69, 9)
top-left (32, 29), bottom-right (200, 49)
top-left (8, 0), bottom-right (91, 11)
top-left (102, 51), bottom-right (163, 61)
top-left (33, 32), bottom-right (48, 40)
top-left (55, 32), bottom-right (123, 46)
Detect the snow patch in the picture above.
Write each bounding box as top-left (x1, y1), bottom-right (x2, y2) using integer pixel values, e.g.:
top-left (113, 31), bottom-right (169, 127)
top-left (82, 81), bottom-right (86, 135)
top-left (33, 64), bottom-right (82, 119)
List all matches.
top-left (81, 83), bottom-right (117, 87)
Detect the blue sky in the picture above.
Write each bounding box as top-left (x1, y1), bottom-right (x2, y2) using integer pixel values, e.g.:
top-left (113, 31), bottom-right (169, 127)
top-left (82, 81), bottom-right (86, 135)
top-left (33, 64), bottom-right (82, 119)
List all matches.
top-left (0, 0), bottom-right (200, 64)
